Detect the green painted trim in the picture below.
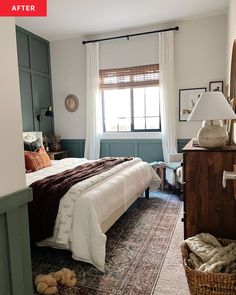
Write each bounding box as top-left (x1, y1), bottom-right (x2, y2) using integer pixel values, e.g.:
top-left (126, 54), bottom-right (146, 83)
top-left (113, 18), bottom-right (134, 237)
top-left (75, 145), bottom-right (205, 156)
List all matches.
top-left (61, 139), bottom-right (85, 158)
top-left (19, 66), bottom-right (51, 79)
top-left (16, 25), bottom-right (49, 44)
top-left (100, 139), bottom-right (162, 143)
top-left (60, 138), bottom-right (191, 161)
top-left (16, 25), bottom-right (54, 135)
top-left (0, 188), bottom-right (33, 295)
top-left (100, 139), bottom-right (164, 162)
top-left (177, 138), bottom-right (191, 152)
top-left (0, 188), bottom-right (32, 215)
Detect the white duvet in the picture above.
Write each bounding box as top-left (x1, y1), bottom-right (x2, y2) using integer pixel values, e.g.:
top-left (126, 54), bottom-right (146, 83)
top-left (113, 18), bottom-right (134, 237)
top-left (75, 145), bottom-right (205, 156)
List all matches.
top-left (26, 157), bottom-right (160, 271)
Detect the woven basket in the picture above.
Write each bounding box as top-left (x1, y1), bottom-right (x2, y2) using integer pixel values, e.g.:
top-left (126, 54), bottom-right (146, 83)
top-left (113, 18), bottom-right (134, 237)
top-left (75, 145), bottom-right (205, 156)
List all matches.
top-left (181, 238), bottom-right (236, 295)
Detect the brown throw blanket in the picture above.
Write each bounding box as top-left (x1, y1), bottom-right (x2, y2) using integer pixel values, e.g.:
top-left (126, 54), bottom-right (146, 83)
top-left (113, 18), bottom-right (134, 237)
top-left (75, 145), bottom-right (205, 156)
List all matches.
top-left (29, 157), bottom-right (133, 243)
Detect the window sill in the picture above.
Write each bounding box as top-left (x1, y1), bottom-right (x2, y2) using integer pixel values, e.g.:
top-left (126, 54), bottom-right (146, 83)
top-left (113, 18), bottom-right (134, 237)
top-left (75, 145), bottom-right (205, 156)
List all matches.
top-left (101, 132), bottom-right (163, 140)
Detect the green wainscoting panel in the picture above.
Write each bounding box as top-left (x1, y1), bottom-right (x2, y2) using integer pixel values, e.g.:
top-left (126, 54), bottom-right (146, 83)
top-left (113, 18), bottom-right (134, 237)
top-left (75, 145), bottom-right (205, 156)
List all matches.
top-left (61, 139), bottom-right (85, 158)
top-left (19, 70), bottom-right (35, 131)
top-left (100, 139), bottom-right (164, 162)
top-left (0, 188), bottom-right (33, 295)
top-left (138, 141), bottom-right (164, 162)
top-left (32, 73), bottom-right (53, 133)
top-left (0, 214), bottom-right (10, 295)
top-left (177, 139), bottom-right (191, 152)
top-left (100, 138), bottom-right (189, 161)
top-left (16, 29), bottom-right (30, 69)
top-left (16, 26), bottom-right (54, 135)
top-left (109, 142), bottom-right (136, 157)
top-left (61, 138), bottom-right (190, 161)
top-left (31, 36), bottom-right (50, 75)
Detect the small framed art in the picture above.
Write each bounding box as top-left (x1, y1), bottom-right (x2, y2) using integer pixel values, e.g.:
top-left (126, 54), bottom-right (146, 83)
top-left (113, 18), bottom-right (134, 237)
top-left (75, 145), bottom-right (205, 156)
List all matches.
top-left (209, 81), bottom-right (224, 92)
top-left (179, 87), bottom-right (207, 121)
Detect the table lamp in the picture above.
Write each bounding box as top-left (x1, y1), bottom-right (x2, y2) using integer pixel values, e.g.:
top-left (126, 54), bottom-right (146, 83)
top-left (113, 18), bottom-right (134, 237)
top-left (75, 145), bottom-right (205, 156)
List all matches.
top-left (187, 91), bottom-right (236, 148)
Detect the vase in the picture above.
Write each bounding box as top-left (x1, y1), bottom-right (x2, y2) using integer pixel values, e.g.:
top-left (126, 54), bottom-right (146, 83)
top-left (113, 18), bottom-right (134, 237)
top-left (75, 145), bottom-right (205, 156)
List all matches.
top-left (48, 143), bottom-right (62, 152)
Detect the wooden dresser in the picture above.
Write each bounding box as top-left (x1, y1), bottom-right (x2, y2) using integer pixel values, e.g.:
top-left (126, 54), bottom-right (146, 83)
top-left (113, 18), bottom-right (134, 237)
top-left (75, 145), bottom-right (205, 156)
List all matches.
top-left (183, 139), bottom-right (236, 239)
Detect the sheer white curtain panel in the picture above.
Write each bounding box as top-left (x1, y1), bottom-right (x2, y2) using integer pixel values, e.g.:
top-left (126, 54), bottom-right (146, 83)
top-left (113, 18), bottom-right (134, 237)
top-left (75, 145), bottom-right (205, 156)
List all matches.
top-left (84, 43), bottom-right (102, 160)
top-left (159, 31), bottom-right (177, 162)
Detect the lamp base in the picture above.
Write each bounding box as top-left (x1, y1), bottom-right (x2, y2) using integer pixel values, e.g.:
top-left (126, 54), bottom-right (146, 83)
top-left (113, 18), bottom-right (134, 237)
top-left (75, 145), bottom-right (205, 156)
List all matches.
top-left (197, 125), bottom-right (227, 148)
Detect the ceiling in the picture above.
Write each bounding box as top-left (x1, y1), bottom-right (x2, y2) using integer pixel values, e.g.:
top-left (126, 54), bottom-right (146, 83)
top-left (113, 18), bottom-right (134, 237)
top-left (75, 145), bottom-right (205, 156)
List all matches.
top-left (16, 0), bottom-right (229, 41)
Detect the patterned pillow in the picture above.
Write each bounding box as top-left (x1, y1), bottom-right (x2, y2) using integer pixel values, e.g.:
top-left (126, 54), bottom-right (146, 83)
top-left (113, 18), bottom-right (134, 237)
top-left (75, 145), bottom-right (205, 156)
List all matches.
top-left (36, 147), bottom-right (51, 168)
top-left (24, 138), bottom-right (42, 152)
top-left (24, 151), bottom-right (44, 172)
top-left (24, 147), bottom-right (51, 172)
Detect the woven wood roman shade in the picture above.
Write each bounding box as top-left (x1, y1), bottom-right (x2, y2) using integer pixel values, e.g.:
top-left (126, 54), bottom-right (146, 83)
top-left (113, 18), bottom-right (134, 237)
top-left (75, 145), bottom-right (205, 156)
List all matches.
top-left (100, 64), bottom-right (159, 90)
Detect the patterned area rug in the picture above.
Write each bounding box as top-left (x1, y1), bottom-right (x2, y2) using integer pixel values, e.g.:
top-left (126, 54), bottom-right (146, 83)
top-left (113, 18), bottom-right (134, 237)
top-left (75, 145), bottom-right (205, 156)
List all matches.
top-left (31, 191), bottom-right (182, 295)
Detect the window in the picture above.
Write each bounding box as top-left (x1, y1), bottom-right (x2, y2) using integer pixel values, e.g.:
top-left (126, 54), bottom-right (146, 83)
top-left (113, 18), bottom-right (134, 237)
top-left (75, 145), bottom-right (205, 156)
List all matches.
top-left (100, 64), bottom-right (160, 132)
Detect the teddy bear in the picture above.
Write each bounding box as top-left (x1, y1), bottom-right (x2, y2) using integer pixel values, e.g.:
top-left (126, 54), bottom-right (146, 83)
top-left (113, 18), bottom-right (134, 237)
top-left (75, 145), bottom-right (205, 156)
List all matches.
top-left (34, 274), bottom-right (58, 295)
top-left (50, 268), bottom-right (77, 287)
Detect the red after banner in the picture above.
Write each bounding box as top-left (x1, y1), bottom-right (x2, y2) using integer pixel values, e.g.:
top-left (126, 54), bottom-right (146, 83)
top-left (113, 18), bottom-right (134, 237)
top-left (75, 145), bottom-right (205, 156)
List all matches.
top-left (0, 0), bottom-right (47, 16)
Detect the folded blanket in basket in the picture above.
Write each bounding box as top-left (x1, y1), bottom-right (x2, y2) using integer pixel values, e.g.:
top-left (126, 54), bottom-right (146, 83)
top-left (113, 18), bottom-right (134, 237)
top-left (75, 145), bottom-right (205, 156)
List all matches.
top-left (183, 233), bottom-right (236, 273)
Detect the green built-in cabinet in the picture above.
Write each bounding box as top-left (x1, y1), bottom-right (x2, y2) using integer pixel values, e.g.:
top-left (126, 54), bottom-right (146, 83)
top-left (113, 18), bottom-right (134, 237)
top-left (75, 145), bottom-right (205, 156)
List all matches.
top-left (16, 26), bottom-right (54, 134)
top-left (0, 188), bottom-right (33, 295)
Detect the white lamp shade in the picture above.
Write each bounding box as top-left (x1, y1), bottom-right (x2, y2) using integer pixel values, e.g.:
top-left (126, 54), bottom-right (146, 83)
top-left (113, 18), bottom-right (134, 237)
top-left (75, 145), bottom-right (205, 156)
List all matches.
top-left (187, 91), bottom-right (236, 121)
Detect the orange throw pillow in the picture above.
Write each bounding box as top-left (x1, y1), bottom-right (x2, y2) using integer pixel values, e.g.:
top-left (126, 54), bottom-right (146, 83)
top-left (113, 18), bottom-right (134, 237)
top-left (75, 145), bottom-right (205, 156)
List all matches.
top-left (25, 151), bottom-right (44, 172)
top-left (24, 146), bottom-right (52, 172)
top-left (36, 146), bottom-right (52, 168)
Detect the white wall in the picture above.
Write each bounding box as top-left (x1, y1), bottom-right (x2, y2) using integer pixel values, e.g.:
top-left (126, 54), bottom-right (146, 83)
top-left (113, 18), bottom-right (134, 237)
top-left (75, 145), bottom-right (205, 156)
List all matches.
top-left (176, 15), bottom-right (226, 138)
top-left (50, 15), bottom-right (227, 140)
top-left (0, 18), bottom-right (26, 197)
top-left (227, 0), bottom-right (236, 83)
top-left (100, 33), bottom-right (158, 69)
top-left (50, 37), bottom-right (86, 139)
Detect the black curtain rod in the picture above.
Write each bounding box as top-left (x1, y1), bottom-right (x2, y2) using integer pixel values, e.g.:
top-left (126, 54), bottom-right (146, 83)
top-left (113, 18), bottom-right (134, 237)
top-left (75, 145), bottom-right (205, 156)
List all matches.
top-left (82, 26), bottom-right (179, 45)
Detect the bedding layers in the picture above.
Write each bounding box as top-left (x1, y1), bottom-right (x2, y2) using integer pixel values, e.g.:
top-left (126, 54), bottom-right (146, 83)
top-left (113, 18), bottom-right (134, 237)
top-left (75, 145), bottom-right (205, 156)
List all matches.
top-left (26, 157), bottom-right (160, 271)
top-left (29, 157), bottom-right (133, 242)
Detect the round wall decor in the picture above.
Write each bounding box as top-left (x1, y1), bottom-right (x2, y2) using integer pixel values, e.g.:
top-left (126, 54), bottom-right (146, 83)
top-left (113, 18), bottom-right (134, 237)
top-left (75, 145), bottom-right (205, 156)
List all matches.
top-left (65, 94), bottom-right (79, 112)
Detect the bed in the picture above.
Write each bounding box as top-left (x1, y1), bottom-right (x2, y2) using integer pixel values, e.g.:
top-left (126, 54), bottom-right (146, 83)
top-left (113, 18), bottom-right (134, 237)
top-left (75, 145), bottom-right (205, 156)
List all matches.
top-left (23, 132), bottom-right (161, 271)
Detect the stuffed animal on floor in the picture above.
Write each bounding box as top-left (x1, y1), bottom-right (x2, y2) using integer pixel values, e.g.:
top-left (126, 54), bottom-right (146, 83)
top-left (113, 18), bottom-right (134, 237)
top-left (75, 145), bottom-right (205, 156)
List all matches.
top-left (34, 274), bottom-right (57, 295)
top-left (50, 268), bottom-right (77, 287)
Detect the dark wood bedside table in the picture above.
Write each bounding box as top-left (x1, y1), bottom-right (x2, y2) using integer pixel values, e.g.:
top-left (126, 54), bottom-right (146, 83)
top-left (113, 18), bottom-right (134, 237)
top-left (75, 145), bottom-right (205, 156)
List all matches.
top-left (47, 150), bottom-right (68, 160)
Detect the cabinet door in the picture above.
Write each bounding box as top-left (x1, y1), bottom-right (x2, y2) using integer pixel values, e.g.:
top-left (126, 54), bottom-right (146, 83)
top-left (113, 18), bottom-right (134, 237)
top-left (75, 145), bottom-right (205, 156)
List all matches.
top-left (19, 70), bottom-right (35, 131)
top-left (32, 73), bottom-right (53, 134)
top-left (184, 151), bottom-right (236, 239)
top-left (16, 30), bottom-right (30, 69)
top-left (31, 36), bottom-right (50, 75)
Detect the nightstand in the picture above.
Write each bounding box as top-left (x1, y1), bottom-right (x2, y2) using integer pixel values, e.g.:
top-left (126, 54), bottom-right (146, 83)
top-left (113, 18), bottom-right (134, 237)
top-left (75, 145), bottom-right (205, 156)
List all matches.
top-left (149, 161), bottom-right (167, 190)
top-left (47, 150), bottom-right (68, 160)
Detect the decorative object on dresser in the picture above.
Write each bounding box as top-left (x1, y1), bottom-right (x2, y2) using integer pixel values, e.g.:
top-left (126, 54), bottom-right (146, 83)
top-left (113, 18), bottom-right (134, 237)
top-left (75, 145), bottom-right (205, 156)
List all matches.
top-left (182, 139), bottom-right (236, 240)
top-left (65, 94), bottom-right (79, 112)
top-left (209, 80), bottom-right (224, 92)
top-left (47, 150), bottom-right (68, 160)
top-left (179, 88), bottom-right (206, 121)
top-left (47, 134), bottom-right (62, 152)
top-left (188, 92), bottom-right (236, 148)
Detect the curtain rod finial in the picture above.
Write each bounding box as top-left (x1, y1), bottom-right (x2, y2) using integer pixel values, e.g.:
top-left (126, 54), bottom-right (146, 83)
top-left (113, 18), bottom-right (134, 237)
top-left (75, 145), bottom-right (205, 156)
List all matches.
top-left (82, 41), bottom-right (86, 45)
top-left (175, 26), bottom-right (179, 31)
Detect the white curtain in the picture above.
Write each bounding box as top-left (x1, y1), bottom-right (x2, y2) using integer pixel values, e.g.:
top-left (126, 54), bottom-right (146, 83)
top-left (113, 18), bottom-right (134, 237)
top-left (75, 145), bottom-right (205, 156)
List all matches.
top-left (84, 43), bottom-right (102, 160)
top-left (159, 31), bottom-right (177, 162)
